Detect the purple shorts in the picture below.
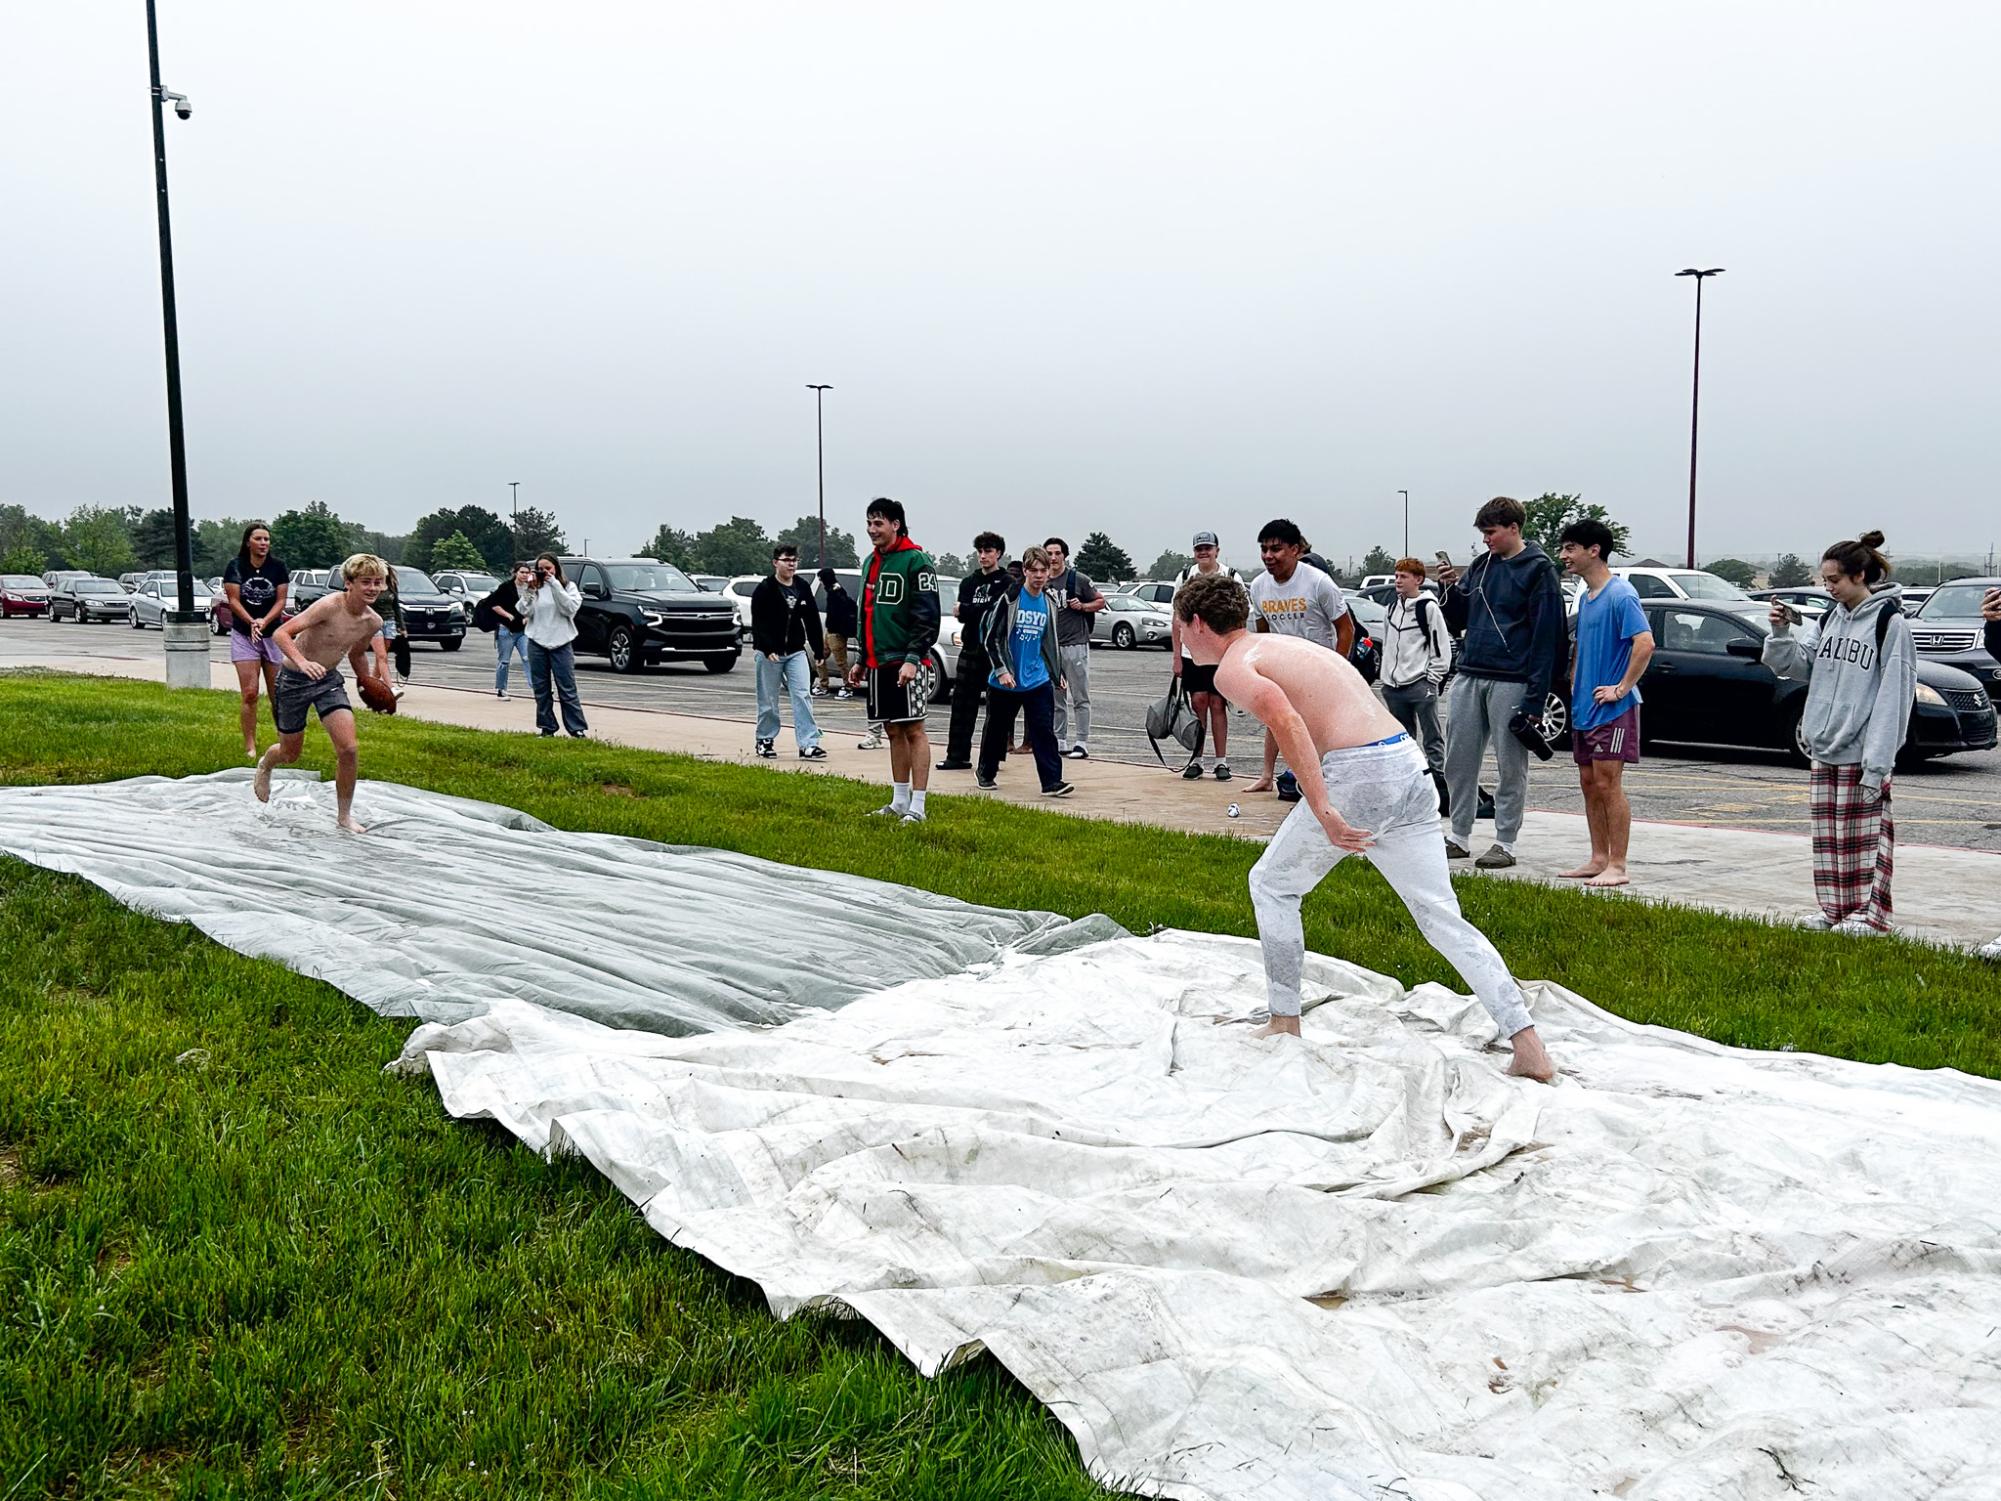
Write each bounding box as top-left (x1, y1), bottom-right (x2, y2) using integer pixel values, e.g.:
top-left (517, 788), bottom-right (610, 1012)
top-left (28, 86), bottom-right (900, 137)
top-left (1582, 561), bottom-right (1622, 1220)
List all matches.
top-left (1573, 705), bottom-right (1641, 765)
top-left (229, 631), bottom-right (284, 666)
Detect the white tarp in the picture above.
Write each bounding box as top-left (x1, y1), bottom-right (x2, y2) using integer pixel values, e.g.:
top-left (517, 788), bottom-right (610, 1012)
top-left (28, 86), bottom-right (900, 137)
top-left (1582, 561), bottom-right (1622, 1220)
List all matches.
top-left (4, 772), bottom-right (2000, 1499)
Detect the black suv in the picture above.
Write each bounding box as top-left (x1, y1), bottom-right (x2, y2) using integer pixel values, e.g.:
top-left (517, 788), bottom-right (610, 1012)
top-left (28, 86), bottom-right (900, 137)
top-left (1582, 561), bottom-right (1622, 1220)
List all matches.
top-left (387, 566), bottom-right (467, 649)
top-left (562, 557), bottom-right (741, 674)
top-left (1908, 577), bottom-right (2001, 703)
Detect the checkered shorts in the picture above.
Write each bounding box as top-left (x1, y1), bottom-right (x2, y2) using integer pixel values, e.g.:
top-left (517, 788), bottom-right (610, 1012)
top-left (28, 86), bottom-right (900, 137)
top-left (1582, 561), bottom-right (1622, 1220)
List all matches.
top-left (1809, 762), bottom-right (1894, 929)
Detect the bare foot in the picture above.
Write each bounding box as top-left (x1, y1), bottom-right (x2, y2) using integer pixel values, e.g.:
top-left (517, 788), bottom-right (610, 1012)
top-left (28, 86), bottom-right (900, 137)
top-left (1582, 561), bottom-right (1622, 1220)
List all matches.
top-left (243, 745), bottom-right (258, 763)
top-left (337, 813), bottom-right (368, 834)
top-left (253, 750), bottom-right (276, 803)
top-left (1250, 1016), bottom-right (1302, 1039)
top-left (1584, 868), bottom-right (1630, 888)
top-left (1556, 862), bottom-right (1605, 879)
top-left (1506, 1027), bottom-right (1555, 1082)
top-left (1244, 776), bottom-right (1275, 793)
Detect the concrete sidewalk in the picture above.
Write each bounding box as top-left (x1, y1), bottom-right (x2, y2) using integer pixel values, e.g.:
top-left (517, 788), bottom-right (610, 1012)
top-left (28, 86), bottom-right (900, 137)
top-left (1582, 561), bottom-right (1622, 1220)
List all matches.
top-left (14, 648), bottom-right (2001, 950)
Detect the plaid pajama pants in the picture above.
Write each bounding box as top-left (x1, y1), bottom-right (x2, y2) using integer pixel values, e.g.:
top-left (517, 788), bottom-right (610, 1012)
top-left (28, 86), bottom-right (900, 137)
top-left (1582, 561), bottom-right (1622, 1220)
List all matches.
top-left (1809, 762), bottom-right (1894, 929)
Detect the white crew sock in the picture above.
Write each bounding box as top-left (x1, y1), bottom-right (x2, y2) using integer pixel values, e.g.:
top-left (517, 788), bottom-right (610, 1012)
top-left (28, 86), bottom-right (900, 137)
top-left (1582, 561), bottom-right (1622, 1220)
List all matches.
top-left (892, 780), bottom-right (912, 812)
top-left (910, 788), bottom-right (927, 816)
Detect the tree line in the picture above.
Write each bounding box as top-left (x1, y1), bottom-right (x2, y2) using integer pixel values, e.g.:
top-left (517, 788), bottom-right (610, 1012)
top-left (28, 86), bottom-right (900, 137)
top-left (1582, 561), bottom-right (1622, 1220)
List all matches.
top-left (5, 491), bottom-right (1977, 590)
top-left (0, 501), bottom-right (567, 580)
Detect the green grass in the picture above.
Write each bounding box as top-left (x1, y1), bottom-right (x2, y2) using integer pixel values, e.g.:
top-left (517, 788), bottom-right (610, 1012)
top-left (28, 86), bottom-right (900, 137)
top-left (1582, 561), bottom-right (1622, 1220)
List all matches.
top-left (3, 672), bottom-right (1999, 1498)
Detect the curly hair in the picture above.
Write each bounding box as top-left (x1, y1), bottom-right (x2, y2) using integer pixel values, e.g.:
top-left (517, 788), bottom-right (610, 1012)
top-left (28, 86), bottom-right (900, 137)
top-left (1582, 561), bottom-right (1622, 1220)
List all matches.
top-left (1173, 571), bottom-right (1250, 633)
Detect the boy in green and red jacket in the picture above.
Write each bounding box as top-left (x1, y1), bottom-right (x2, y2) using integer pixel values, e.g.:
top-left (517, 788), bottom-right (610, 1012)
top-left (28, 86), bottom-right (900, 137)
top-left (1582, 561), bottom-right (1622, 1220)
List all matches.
top-left (847, 496), bottom-right (941, 823)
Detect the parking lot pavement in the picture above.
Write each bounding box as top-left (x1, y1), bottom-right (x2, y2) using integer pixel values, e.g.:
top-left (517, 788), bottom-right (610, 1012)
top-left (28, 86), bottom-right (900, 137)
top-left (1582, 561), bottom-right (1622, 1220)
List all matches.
top-left (9, 620), bottom-right (2001, 853)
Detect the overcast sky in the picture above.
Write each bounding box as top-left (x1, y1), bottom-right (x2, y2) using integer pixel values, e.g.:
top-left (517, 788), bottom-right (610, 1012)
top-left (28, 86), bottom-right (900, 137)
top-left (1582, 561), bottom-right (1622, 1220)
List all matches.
top-left (5, 2), bottom-right (1997, 570)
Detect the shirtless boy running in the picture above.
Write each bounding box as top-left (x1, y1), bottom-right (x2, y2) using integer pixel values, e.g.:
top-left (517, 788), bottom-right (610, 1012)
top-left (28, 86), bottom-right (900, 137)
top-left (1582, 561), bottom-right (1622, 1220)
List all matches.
top-left (1176, 572), bottom-right (1555, 1080)
top-left (252, 554), bottom-right (392, 833)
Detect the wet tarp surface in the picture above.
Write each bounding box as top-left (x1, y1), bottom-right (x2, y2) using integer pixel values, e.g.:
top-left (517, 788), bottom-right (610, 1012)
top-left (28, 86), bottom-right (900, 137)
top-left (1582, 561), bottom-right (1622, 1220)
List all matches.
top-left (0, 769), bottom-right (1121, 1030)
top-left (5, 772), bottom-right (2000, 1500)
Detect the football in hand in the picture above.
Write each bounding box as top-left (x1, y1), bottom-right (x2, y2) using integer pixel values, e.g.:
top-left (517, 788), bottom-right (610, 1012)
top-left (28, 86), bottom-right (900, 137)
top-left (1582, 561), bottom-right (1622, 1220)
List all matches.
top-left (356, 673), bottom-right (397, 715)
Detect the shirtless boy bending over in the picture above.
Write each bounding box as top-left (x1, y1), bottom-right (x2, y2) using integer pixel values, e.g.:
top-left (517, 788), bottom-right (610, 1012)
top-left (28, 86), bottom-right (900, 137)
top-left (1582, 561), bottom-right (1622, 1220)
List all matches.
top-left (253, 553), bottom-right (392, 833)
top-left (1176, 572), bottom-right (1556, 1080)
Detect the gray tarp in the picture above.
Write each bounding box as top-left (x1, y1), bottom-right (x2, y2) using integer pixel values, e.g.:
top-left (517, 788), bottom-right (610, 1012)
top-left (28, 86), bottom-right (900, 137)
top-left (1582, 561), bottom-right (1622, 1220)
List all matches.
top-left (0, 769), bottom-right (1122, 1030)
top-left (4, 771), bottom-right (2000, 1500)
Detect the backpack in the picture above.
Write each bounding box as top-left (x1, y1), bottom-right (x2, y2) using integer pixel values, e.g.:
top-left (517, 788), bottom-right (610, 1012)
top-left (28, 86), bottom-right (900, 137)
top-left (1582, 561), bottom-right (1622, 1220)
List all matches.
top-left (1412, 594), bottom-right (1438, 641)
top-left (1874, 600), bottom-right (1900, 658)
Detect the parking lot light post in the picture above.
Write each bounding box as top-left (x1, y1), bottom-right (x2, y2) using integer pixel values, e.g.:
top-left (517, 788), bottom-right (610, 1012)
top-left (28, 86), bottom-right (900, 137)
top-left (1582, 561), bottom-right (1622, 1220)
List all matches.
top-left (807, 385), bottom-right (832, 566)
top-left (1398, 490), bottom-right (1409, 559)
top-left (509, 481), bottom-right (519, 556)
top-left (145, 0), bottom-right (206, 688)
top-left (1675, 267), bottom-right (1724, 571)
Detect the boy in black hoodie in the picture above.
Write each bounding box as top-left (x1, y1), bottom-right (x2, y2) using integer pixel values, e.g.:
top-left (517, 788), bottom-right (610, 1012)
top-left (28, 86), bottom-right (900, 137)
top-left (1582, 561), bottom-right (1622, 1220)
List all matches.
top-left (816, 568), bottom-right (858, 699)
top-left (1436, 496), bottom-right (1567, 869)
top-left (751, 545), bottom-right (827, 758)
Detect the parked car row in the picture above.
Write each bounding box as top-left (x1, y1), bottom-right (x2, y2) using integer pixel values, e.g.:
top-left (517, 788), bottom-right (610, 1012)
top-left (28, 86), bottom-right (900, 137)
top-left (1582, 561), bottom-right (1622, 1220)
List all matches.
top-left (1532, 597), bottom-right (1995, 767)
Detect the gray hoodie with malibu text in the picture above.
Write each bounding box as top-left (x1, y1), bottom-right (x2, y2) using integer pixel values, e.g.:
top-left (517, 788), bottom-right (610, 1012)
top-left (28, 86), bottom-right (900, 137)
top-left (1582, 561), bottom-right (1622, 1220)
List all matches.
top-left (1761, 585), bottom-right (1917, 793)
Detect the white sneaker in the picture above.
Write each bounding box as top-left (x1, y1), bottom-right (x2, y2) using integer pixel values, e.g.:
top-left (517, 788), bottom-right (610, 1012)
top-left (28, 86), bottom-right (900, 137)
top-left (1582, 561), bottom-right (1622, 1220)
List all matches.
top-left (1832, 915), bottom-right (1886, 937)
top-left (899, 810), bottom-right (927, 825)
top-left (1977, 935), bottom-right (2001, 961)
top-left (1797, 913), bottom-right (1834, 931)
top-left (868, 802), bottom-right (905, 817)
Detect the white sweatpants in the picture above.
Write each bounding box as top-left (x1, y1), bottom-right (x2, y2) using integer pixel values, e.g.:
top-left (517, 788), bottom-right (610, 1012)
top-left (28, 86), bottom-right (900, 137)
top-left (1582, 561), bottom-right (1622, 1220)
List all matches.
top-left (1248, 738), bottom-right (1535, 1038)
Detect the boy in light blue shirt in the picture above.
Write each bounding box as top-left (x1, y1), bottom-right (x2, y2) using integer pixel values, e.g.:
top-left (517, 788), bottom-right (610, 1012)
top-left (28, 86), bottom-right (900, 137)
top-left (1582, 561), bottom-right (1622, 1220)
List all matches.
top-left (1557, 519), bottom-right (1654, 887)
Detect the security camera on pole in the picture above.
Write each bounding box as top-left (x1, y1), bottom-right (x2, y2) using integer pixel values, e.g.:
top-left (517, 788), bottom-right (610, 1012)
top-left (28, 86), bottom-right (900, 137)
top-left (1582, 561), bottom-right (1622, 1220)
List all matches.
top-left (145, 0), bottom-right (206, 688)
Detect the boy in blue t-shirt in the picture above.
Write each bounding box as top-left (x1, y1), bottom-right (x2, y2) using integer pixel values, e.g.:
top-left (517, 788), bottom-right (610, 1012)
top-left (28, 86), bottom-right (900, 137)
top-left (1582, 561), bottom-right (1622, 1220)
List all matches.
top-left (973, 546), bottom-right (1074, 797)
top-left (1556, 520), bottom-right (1655, 887)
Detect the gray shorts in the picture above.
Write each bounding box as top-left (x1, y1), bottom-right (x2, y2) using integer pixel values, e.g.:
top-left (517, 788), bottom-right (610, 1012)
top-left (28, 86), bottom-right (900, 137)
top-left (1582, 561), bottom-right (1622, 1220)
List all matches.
top-left (272, 667), bottom-right (352, 735)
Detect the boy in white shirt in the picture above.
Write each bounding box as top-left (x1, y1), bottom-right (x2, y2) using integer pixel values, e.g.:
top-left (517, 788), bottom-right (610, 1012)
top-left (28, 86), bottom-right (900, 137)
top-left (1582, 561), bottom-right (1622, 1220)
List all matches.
top-left (1380, 558), bottom-right (1453, 812)
top-left (1246, 518), bottom-right (1353, 800)
top-left (1169, 529), bottom-right (1246, 780)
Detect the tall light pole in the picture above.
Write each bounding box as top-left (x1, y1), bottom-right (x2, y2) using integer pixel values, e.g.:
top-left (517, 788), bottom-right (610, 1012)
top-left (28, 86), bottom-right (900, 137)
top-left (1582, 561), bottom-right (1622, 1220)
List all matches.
top-left (1398, 490), bottom-right (1410, 559)
top-left (145, 0), bottom-right (204, 686)
top-left (806, 384), bottom-right (832, 565)
top-left (509, 480), bottom-right (519, 558)
top-left (1675, 268), bottom-right (1724, 569)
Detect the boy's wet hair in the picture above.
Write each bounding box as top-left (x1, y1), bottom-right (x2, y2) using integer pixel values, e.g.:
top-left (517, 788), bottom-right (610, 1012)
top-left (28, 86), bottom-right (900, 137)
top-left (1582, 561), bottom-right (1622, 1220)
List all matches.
top-left (340, 554), bottom-right (389, 584)
top-left (1174, 572), bottom-right (1250, 632)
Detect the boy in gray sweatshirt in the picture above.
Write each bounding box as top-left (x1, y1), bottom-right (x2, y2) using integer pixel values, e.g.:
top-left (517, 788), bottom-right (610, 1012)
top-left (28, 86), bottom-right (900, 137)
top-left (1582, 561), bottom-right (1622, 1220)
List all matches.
top-left (1762, 531), bottom-right (1917, 932)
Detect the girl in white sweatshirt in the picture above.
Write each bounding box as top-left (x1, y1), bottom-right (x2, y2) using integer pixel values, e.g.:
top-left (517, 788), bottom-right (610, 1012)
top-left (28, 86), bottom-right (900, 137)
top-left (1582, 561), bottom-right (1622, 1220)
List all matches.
top-left (519, 554), bottom-right (589, 738)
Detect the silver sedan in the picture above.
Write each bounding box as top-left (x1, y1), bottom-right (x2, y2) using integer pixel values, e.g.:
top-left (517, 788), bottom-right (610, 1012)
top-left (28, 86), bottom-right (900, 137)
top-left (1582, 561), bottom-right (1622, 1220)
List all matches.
top-left (1093, 593), bottom-right (1174, 649)
top-left (128, 576), bottom-right (214, 628)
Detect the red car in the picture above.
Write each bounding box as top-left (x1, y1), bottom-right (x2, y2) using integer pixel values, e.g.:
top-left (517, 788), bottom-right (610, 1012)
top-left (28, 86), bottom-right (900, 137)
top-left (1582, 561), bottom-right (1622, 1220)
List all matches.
top-left (1, 575), bottom-right (50, 617)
